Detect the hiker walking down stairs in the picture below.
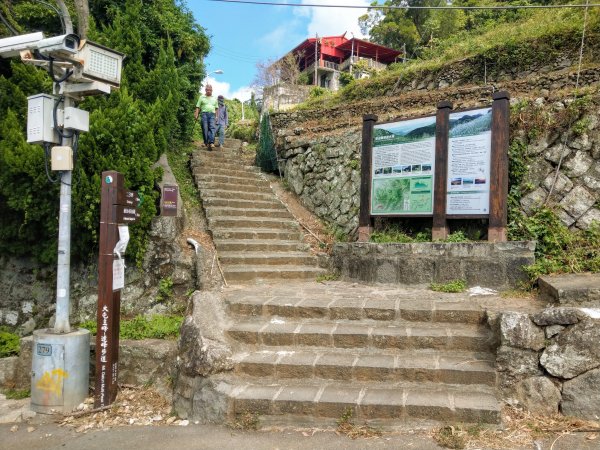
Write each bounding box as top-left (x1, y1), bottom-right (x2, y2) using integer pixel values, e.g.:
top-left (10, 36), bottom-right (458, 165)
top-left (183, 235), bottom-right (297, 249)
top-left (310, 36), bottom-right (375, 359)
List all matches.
top-left (194, 84), bottom-right (218, 150)
top-left (215, 95), bottom-right (228, 148)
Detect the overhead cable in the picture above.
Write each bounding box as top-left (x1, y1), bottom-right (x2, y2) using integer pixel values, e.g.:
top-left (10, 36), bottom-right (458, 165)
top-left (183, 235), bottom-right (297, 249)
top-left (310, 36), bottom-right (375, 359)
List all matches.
top-left (209, 0), bottom-right (600, 10)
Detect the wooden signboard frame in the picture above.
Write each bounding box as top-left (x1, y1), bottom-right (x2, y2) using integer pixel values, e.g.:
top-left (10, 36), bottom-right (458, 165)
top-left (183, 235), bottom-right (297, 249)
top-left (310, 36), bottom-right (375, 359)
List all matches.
top-left (358, 91), bottom-right (509, 242)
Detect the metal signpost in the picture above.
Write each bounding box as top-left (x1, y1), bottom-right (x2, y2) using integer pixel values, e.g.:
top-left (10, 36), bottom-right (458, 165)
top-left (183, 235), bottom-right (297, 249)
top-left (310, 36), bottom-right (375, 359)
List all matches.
top-left (0, 28), bottom-right (124, 413)
top-left (96, 171), bottom-right (139, 407)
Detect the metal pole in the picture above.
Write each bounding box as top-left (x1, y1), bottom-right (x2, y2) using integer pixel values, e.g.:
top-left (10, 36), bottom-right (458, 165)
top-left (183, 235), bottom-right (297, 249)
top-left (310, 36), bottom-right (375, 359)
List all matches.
top-left (54, 94), bottom-right (74, 334)
top-left (314, 34), bottom-right (318, 86)
top-left (242, 101), bottom-right (245, 120)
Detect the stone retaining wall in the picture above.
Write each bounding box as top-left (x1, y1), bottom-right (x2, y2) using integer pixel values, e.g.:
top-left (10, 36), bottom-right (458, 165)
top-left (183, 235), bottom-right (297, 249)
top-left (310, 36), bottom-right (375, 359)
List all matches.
top-left (494, 308), bottom-right (600, 419)
top-left (331, 241), bottom-right (536, 289)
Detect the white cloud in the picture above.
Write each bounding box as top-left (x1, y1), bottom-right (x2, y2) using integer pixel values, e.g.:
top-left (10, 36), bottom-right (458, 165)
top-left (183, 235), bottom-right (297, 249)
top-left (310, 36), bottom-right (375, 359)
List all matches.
top-left (301, 0), bottom-right (370, 38)
top-left (204, 77), bottom-right (254, 102)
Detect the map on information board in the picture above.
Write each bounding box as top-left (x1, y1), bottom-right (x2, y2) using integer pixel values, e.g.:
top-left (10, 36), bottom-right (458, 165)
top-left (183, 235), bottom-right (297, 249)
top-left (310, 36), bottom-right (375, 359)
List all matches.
top-left (371, 116), bottom-right (436, 215)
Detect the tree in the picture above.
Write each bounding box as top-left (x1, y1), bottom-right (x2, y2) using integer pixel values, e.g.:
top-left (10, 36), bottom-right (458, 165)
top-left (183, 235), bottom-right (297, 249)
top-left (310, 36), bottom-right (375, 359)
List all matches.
top-left (253, 52), bottom-right (303, 94)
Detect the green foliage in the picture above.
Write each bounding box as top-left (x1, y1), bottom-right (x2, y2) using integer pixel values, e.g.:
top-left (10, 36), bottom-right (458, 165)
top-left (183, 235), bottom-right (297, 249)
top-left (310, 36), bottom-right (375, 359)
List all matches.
top-left (443, 231), bottom-right (469, 243)
top-left (80, 315), bottom-right (183, 340)
top-left (430, 279), bottom-right (467, 293)
top-left (228, 120), bottom-right (258, 143)
top-left (370, 226), bottom-right (431, 243)
top-left (167, 145), bottom-right (199, 209)
top-left (156, 277), bottom-right (174, 303)
top-left (2, 389), bottom-right (30, 400)
top-left (309, 86), bottom-right (328, 98)
top-left (256, 114), bottom-right (278, 173)
top-left (0, 0), bottom-right (210, 264)
top-left (0, 328), bottom-right (20, 358)
top-left (339, 71), bottom-right (355, 88)
top-left (316, 273), bottom-right (340, 282)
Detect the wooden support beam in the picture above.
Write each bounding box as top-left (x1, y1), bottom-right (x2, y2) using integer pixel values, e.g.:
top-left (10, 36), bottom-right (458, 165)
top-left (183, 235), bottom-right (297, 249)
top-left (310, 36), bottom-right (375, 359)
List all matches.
top-left (432, 101), bottom-right (452, 240)
top-left (489, 91), bottom-right (510, 242)
top-left (358, 114), bottom-right (377, 242)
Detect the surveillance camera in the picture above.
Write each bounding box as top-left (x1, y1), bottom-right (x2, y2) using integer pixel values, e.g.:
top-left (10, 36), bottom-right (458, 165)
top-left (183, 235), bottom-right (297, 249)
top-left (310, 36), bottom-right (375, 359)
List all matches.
top-left (0, 32), bottom-right (44, 58)
top-left (36, 34), bottom-right (80, 58)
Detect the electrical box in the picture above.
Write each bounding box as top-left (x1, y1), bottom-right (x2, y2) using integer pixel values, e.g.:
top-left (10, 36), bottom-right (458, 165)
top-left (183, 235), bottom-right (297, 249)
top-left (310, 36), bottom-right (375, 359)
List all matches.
top-left (27, 94), bottom-right (61, 144)
top-left (51, 146), bottom-right (73, 171)
top-left (64, 107), bottom-right (89, 132)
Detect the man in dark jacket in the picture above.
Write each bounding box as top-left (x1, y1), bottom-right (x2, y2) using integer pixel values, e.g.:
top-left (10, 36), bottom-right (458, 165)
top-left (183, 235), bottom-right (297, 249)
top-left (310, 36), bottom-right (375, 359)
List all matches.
top-left (215, 95), bottom-right (229, 148)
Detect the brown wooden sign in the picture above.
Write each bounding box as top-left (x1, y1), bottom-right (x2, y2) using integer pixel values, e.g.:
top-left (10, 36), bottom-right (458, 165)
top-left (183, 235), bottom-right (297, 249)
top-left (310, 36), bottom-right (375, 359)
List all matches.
top-left (116, 189), bottom-right (140, 207)
top-left (116, 205), bottom-right (140, 223)
top-left (161, 184), bottom-right (178, 216)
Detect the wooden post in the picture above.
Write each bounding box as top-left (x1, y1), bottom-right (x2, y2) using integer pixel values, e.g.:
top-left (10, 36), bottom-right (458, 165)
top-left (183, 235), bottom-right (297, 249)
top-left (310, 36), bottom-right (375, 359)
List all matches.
top-left (95, 171), bottom-right (122, 408)
top-left (489, 91), bottom-right (510, 242)
top-left (432, 101), bottom-right (452, 240)
top-left (358, 114), bottom-right (377, 242)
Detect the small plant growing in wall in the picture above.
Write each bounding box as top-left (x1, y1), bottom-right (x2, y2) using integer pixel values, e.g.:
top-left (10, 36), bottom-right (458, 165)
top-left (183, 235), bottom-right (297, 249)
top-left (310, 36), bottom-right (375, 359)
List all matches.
top-left (156, 277), bottom-right (174, 303)
top-left (430, 279), bottom-right (467, 293)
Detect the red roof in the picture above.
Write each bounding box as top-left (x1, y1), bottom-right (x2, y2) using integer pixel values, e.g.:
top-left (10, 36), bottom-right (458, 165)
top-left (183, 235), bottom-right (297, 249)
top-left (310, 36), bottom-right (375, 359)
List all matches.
top-left (289, 34), bottom-right (402, 64)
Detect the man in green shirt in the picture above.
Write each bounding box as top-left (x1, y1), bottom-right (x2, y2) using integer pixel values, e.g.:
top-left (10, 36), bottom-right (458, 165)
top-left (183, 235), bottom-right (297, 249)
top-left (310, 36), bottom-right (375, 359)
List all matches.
top-left (194, 84), bottom-right (219, 150)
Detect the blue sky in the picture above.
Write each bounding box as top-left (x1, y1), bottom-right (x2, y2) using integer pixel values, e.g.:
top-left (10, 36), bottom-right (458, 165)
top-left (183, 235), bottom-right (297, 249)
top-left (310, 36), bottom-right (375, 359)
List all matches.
top-left (189, 0), bottom-right (371, 101)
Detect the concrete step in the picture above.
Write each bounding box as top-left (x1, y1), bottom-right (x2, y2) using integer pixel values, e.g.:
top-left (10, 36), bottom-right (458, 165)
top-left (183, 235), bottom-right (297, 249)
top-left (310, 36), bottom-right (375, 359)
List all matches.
top-left (197, 181), bottom-right (273, 194)
top-left (204, 197), bottom-right (286, 210)
top-left (196, 174), bottom-right (270, 187)
top-left (224, 265), bottom-right (326, 283)
top-left (207, 376), bottom-right (500, 425)
top-left (193, 159), bottom-right (258, 171)
top-left (219, 252), bottom-right (318, 267)
top-left (227, 319), bottom-right (493, 352)
top-left (208, 217), bottom-right (300, 231)
top-left (538, 273), bottom-right (600, 305)
top-left (227, 295), bottom-right (485, 324)
top-left (233, 348), bottom-right (496, 386)
top-left (195, 152), bottom-right (245, 162)
top-left (205, 207), bottom-right (293, 220)
top-left (200, 189), bottom-right (276, 202)
top-left (194, 167), bottom-right (261, 179)
top-left (224, 138), bottom-right (243, 149)
top-left (215, 239), bottom-right (308, 253)
top-left (212, 228), bottom-right (304, 241)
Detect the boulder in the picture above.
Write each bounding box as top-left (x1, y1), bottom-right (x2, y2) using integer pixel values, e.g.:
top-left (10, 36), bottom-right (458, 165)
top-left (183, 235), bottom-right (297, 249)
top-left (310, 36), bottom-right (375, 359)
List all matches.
top-left (500, 312), bottom-right (545, 350)
top-left (532, 307), bottom-right (582, 326)
top-left (540, 319), bottom-right (600, 379)
top-left (561, 368), bottom-right (600, 420)
top-left (514, 377), bottom-right (562, 416)
top-left (496, 346), bottom-right (541, 392)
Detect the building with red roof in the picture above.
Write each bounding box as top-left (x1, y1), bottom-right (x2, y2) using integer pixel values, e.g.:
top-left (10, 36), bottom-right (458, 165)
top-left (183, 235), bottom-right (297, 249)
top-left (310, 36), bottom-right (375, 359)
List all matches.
top-left (288, 33), bottom-right (403, 90)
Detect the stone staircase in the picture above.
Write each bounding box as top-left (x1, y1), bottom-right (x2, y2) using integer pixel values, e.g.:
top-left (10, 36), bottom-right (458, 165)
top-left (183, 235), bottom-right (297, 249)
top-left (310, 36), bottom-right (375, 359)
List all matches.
top-left (183, 283), bottom-right (502, 427)
top-left (191, 139), bottom-right (326, 283)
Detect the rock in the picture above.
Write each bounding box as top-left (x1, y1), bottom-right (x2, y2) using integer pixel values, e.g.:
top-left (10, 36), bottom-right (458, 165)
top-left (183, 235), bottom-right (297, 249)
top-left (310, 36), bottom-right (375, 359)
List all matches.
top-left (496, 346), bottom-right (541, 391)
top-left (177, 291), bottom-right (233, 377)
top-left (576, 208), bottom-right (600, 230)
top-left (556, 209), bottom-right (576, 227)
top-left (558, 186), bottom-right (596, 220)
top-left (564, 150), bottom-right (593, 177)
top-left (540, 319), bottom-right (600, 379)
top-left (561, 368), bottom-right (600, 420)
top-left (520, 187), bottom-right (547, 215)
top-left (500, 312), bottom-right (545, 350)
top-left (532, 307), bottom-right (582, 326)
top-left (542, 173), bottom-right (573, 195)
top-left (568, 134), bottom-right (593, 152)
top-left (514, 377), bottom-right (561, 415)
top-left (545, 325), bottom-right (565, 338)
top-left (545, 143), bottom-right (571, 164)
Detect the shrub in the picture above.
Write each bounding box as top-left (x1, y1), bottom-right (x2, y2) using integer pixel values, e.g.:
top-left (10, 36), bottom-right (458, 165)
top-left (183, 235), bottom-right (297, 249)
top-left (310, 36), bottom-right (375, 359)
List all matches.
top-left (0, 328), bottom-right (20, 358)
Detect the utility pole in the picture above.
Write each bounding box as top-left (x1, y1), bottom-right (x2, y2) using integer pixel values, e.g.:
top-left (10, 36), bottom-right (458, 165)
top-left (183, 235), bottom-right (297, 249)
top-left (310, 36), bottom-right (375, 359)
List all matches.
top-left (314, 33), bottom-right (318, 86)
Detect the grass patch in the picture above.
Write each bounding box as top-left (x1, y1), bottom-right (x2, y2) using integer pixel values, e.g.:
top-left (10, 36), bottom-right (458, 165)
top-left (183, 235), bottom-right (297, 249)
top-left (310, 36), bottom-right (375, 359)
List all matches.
top-left (0, 328), bottom-right (20, 358)
top-left (430, 279), bottom-right (467, 293)
top-left (337, 407), bottom-right (382, 439)
top-left (433, 425), bottom-right (467, 449)
top-left (228, 411), bottom-right (260, 431)
top-left (166, 144), bottom-right (200, 209)
top-left (316, 272), bottom-right (340, 283)
top-left (80, 315), bottom-right (183, 340)
top-left (2, 388), bottom-right (30, 400)
top-left (370, 226), bottom-right (431, 243)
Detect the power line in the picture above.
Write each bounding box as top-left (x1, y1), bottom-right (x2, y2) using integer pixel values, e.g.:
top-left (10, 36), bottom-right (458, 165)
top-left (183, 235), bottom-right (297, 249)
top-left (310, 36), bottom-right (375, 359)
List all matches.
top-left (209, 0), bottom-right (600, 10)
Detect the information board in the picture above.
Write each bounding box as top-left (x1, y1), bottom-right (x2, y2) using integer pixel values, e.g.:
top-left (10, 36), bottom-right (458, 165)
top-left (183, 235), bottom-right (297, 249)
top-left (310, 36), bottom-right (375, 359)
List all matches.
top-left (371, 116), bottom-right (436, 215)
top-left (446, 107), bottom-right (492, 215)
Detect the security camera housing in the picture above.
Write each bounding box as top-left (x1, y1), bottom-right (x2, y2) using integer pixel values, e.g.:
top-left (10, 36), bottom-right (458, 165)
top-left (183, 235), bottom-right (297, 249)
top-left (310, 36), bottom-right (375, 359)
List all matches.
top-left (36, 34), bottom-right (80, 58)
top-left (0, 32), bottom-right (44, 58)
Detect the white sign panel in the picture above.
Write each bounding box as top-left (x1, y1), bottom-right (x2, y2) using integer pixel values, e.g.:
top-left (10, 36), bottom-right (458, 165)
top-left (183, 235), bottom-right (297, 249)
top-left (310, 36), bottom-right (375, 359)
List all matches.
top-left (446, 107), bottom-right (492, 215)
top-left (112, 259), bottom-right (125, 291)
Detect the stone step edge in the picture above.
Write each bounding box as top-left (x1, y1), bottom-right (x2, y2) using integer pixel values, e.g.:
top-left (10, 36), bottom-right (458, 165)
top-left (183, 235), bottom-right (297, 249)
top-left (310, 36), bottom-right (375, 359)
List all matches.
top-left (210, 378), bottom-right (501, 424)
top-left (226, 298), bottom-right (484, 324)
